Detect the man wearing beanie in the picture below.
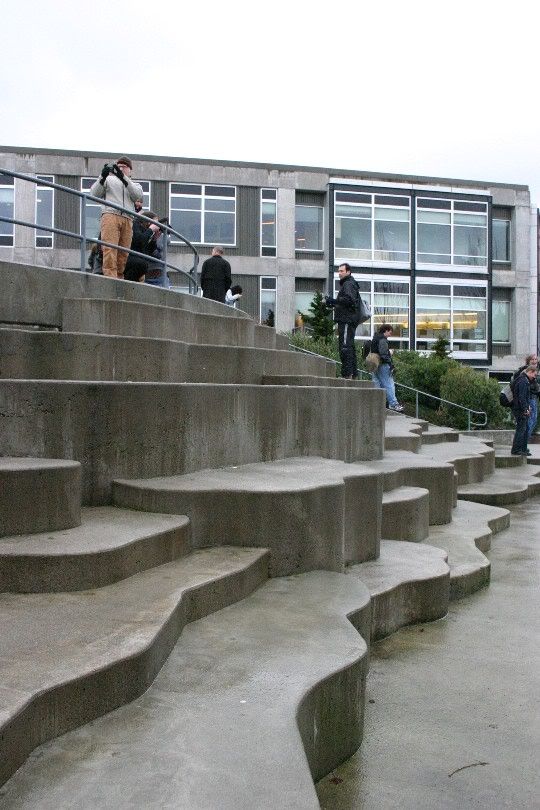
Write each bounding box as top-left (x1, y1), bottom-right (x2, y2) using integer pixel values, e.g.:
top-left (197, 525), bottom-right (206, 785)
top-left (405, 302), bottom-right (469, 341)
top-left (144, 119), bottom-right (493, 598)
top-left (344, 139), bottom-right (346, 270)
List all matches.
top-left (90, 157), bottom-right (143, 279)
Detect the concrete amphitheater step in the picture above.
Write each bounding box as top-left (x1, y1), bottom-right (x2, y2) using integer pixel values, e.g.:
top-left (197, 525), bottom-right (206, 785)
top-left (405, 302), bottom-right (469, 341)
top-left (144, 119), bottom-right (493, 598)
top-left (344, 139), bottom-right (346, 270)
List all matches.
top-left (384, 418), bottom-right (423, 452)
top-left (0, 571), bottom-right (371, 809)
top-left (457, 465), bottom-right (540, 505)
top-left (62, 297), bottom-right (261, 348)
top-left (113, 455), bottom-right (456, 574)
top-left (261, 375), bottom-right (371, 387)
top-left (0, 328), bottom-right (333, 383)
top-left (420, 499), bottom-right (510, 599)
top-left (418, 435), bottom-right (495, 483)
top-left (0, 546), bottom-right (268, 789)
top-left (0, 507), bottom-right (192, 593)
top-left (347, 541), bottom-right (450, 641)
top-left (0, 458), bottom-right (81, 537)
top-left (493, 445), bottom-right (528, 468)
top-left (381, 486), bottom-right (430, 542)
top-left (417, 424), bottom-right (459, 444)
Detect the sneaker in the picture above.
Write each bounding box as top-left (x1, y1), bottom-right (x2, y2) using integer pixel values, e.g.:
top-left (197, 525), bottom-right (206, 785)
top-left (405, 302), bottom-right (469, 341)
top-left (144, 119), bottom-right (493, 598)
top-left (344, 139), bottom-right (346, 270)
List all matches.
top-left (526, 450), bottom-right (532, 457)
top-left (389, 404), bottom-right (404, 412)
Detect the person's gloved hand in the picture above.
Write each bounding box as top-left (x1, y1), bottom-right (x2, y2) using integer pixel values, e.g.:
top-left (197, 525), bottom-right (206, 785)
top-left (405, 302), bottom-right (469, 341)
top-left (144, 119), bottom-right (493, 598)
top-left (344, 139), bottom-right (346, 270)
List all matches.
top-left (324, 295), bottom-right (333, 306)
top-left (99, 164), bottom-right (110, 183)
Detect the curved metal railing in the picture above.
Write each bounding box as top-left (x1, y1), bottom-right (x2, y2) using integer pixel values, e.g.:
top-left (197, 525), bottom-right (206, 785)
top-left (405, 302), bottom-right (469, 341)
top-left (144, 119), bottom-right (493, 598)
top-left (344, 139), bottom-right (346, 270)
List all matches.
top-left (0, 169), bottom-right (199, 292)
top-left (288, 343), bottom-right (488, 430)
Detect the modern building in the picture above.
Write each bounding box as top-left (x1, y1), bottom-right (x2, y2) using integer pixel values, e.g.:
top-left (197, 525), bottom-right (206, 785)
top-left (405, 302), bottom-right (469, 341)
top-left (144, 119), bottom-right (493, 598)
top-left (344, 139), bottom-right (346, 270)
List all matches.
top-left (0, 145), bottom-right (537, 375)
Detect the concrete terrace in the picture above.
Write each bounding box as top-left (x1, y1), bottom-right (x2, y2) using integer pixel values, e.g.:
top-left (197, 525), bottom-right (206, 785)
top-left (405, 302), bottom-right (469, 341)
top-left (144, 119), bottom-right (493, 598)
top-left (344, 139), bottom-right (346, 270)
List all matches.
top-left (0, 258), bottom-right (538, 808)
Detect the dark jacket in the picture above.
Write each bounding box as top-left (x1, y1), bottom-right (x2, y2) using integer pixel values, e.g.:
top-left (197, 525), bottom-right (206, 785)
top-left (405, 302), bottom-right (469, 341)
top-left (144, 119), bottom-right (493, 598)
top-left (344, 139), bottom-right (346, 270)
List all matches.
top-left (512, 372), bottom-right (531, 414)
top-left (370, 332), bottom-right (393, 365)
top-left (124, 220), bottom-right (155, 281)
top-left (200, 255), bottom-right (232, 303)
top-left (328, 275), bottom-right (360, 325)
top-left (513, 365), bottom-right (540, 397)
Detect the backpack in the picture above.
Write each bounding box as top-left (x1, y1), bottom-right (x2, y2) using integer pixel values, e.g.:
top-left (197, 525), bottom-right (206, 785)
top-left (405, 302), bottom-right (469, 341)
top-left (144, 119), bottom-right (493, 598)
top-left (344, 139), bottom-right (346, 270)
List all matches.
top-left (499, 378), bottom-right (515, 408)
top-left (352, 280), bottom-right (371, 325)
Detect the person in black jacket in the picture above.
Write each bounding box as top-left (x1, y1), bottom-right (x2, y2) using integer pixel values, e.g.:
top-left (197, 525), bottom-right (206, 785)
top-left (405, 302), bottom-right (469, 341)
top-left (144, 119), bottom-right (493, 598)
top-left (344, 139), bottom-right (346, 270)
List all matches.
top-left (124, 209), bottom-right (158, 282)
top-left (369, 324), bottom-right (404, 411)
top-left (200, 246), bottom-right (232, 303)
top-left (511, 365), bottom-right (538, 455)
top-left (325, 263), bottom-right (360, 378)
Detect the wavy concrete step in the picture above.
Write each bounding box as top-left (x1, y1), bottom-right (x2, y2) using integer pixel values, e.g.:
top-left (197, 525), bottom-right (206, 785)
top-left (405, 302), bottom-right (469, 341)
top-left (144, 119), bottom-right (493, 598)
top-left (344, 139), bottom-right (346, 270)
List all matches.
top-left (417, 425), bottom-right (459, 444)
top-left (381, 486), bottom-right (430, 542)
top-left (418, 435), bottom-right (495, 484)
top-left (348, 541), bottom-right (449, 641)
top-left (0, 546), bottom-right (268, 789)
top-left (113, 454), bottom-right (456, 574)
top-left (0, 507), bottom-right (191, 593)
top-left (0, 381), bottom-right (385, 505)
top-left (63, 298), bottom-right (258, 348)
top-left (0, 571), bottom-right (371, 809)
top-left (0, 458), bottom-right (81, 537)
top-left (457, 465), bottom-right (540, 505)
top-left (493, 445), bottom-right (528, 468)
top-left (421, 499), bottom-right (510, 599)
top-left (262, 375), bottom-right (371, 387)
top-left (384, 418), bottom-right (423, 452)
top-left (0, 328), bottom-right (333, 383)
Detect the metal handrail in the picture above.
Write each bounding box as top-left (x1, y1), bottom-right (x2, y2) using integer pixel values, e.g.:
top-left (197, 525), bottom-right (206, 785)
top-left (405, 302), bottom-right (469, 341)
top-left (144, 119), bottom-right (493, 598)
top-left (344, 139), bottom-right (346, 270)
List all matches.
top-left (288, 343), bottom-right (488, 431)
top-left (0, 168), bottom-right (199, 292)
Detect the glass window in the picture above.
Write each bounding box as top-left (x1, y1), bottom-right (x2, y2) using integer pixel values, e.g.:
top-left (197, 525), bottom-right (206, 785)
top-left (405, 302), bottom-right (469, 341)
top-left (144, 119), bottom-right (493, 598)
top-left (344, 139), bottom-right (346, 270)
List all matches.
top-left (260, 276), bottom-right (277, 325)
top-left (295, 291), bottom-right (316, 317)
top-left (138, 181), bottom-right (151, 210)
top-left (492, 298), bottom-right (511, 342)
top-left (333, 273), bottom-right (410, 345)
top-left (81, 178), bottom-right (102, 239)
top-left (0, 176), bottom-right (15, 247)
top-left (35, 175), bottom-right (54, 248)
top-left (169, 184), bottom-right (236, 245)
top-left (416, 198), bottom-right (488, 269)
top-left (261, 189), bottom-right (277, 257)
top-left (334, 191), bottom-right (410, 262)
top-left (492, 218), bottom-right (510, 262)
top-left (295, 205), bottom-right (323, 251)
top-left (415, 281), bottom-right (487, 355)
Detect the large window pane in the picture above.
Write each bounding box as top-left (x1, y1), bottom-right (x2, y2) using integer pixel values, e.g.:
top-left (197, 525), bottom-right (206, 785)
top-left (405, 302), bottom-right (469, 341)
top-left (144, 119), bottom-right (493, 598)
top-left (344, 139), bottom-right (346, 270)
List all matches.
top-left (492, 300), bottom-right (510, 342)
top-left (81, 178), bottom-right (101, 239)
top-left (417, 223), bottom-right (451, 257)
top-left (492, 219), bottom-right (510, 262)
top-left (170, 210), bottom-right (200, 242)
top-left (452, 309), bottom-right (486, 340)
top-left (261, 200), bottom-right (276, 248)
top-left (205, 212), bottom-right (235, 244)
top-left (169, 184), bottom-right (235, 245)
top-left (453, 225), bottom-right (487, 260)
top-left (0, 184), bottom-right (15, 245)
top-left (295, 206), bottom-right (323, 250)
top-left (260, 276), bottom-right (277, 324)
top-left (35, 175), bottom-right (54, 248)
top-left (374, 219), bottom-right (409, 260)
top-left (335, 216), bottom-right (371, 250)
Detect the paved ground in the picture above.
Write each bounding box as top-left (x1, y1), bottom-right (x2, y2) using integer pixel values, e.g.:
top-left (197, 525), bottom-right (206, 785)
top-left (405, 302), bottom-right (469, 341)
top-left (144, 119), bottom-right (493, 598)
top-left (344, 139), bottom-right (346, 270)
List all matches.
top-left (317, 496), bottom-right (540, 810)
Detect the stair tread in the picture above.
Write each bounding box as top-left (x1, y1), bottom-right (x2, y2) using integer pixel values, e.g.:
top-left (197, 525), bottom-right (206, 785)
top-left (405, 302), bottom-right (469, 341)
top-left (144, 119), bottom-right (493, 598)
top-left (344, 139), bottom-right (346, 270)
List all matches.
top-left (457, 465), bottom-right (540, 494)
top-left (382, 485), bottom-right (429, 502)
top-left (0, 571), bottom-right (370, 810)
top-left (349, 540), bottom-right (448, 594)
top-left (0, 457), bottom-right (80, 472)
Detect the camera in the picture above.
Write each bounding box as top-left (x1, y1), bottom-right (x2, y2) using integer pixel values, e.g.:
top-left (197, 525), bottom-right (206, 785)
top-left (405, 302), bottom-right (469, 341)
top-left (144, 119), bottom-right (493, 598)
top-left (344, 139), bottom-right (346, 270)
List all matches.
top-left (104, 163), bottom-right (117, 172)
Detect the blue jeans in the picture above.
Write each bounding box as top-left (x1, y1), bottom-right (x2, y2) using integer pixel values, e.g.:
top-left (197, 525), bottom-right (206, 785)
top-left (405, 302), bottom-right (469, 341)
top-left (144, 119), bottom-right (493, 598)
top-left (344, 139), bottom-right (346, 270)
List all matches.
top-left (527, 396), bottom-right (538, 440)
top-left (371, 363), bottom-right (398, 408)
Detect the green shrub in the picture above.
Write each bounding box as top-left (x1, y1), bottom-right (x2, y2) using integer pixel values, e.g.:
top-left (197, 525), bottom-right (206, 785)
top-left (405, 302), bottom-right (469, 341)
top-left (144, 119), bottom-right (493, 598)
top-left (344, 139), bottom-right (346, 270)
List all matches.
top-left (299, 292), bottom-right (334, 342)
top-left (393, 351), bottom-right (459, 401)
top-left (439, 366), bottom-right (508, 430)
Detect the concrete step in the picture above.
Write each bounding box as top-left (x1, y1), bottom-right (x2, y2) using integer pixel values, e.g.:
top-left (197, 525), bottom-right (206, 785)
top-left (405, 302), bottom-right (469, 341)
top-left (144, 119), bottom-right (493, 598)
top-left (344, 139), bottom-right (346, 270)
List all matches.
top-left (418, 436), bottom-right (495, 484)
top-left (0, 571), bottom-right (370, 809)
top-left (262, 375), bottom-right (370, 387)
top-left (0, 507), bottom-right (191, 593)
top-left (0, 328), bottom-right (333, 383)
top-left (384, 419), bottom-right (423, 453)
top-left (381, 486), bottom-right (430, 542)
top-left (63, 297), bottom-right (259, 348)
top-left (493, 445), bottom-right (528, 468)
top-left (421, 499), bottom-right (510, 599)
top-left (0, 381), bottom-right (385, 505)
top-left (0, 457), bottom-right (81, 537)
top-left (348, 541), bottom-right (450, 641)
top-left (418, 425), bottom-right (459, 444)
top-left (0, 546), bottom-right (268, 789)
top-left (457, 465), bottom-right (540, 506)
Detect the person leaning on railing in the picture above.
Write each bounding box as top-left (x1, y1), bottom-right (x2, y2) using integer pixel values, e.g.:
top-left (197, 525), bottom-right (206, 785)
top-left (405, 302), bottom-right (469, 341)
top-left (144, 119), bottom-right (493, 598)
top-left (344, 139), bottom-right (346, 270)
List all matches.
top-left (90, 156), bottom-right (143, 280)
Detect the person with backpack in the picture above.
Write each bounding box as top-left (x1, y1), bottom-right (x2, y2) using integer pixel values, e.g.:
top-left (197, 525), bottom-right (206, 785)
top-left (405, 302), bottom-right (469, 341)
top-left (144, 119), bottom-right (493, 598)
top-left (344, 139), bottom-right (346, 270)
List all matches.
top-left (513, 354), bottom-right (539, 443)
top-left (325, 263), bottom-right (361, 379)
top-left (511, 364), bottom-right (538, 456)
top-left (367, 324), bottom-right (404, 412)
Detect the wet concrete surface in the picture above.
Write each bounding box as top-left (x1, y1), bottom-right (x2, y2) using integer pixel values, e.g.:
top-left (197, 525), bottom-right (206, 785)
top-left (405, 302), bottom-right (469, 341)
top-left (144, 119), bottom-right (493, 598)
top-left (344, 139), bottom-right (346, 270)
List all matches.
top-left (317, 498), bottom-right (540, 809)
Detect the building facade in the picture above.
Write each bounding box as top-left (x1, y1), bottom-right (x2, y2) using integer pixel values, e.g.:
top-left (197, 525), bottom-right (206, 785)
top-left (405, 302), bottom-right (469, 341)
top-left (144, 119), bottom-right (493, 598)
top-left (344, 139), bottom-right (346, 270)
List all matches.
top-left (0, 145), bottom-right (537, 374)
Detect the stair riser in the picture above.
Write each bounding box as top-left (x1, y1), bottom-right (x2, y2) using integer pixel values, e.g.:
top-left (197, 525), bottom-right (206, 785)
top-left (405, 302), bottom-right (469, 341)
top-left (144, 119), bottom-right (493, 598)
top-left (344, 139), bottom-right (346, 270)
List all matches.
top-left (384, 434), bottom-right (422, 453)
top-left (0, 382), bottom-right (385, 505)
top-left (382, 467), bottom-right (454, 525)
top-left (0, 552), bottom-right (269, 789)
top-left (370, 573), bottom-right (450, 641)
top-left (450, 564), bottom-right (490, 600)
top-left (382, 493), bottom-right (430, 542)
top-left (495, 456), bottom-right (526, 468)
top-left (0, 463), bottom-right (81, 538)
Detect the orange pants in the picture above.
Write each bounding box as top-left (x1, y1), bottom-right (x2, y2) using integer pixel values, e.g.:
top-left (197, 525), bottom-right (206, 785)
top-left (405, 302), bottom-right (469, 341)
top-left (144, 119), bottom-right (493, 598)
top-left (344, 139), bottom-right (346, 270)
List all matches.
top-left (100, 213), bottom-right (133, 278)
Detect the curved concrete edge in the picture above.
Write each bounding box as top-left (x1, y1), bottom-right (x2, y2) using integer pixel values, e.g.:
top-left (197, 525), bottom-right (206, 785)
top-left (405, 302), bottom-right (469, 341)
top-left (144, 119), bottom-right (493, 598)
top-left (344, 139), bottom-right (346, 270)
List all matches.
top-left (347, 541), bottom-right (450, 641)
top-left (0, 458), bottom-right (82, 537)
top-left (0, 509), bottom-right (192, 593)
top-left (0, 547), bottom-right (269, 789)
top-left (383, 421), bottom-right (423, 453)
top-left (457, 467), bottom-right (540, 506)
top-left (381, 486), bottom-right (430, 542)
top-left (370, 454), bottom-right (455, 525)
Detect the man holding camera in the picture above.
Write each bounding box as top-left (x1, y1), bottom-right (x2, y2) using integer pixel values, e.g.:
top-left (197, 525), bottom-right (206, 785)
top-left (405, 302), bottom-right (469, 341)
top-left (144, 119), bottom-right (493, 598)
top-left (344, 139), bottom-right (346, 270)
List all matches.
top-left (90, 157), bottom-right (143, 279)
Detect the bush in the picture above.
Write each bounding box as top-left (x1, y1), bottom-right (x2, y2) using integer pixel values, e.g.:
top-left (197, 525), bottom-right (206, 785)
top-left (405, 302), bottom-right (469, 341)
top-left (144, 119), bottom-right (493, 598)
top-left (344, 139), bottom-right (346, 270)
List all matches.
top-left (392, 350), bottom-right (459, 401)
top-left (299, 292), bottom-right (334, 342)
top-left (439, 365), bottom-right (508, 430)
top-left (287, 331), bottom-right (366, 377)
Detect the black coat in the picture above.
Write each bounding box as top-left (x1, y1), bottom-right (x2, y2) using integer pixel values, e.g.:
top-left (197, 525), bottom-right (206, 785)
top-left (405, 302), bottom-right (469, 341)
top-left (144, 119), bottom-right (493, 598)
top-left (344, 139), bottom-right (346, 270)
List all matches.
top-left (200, 255), bottom-right (232, 303)
top-left (329, 275), bottom-right (359, 325)
top-left (512, 373), bottom-right (531, 415)
top-left (370, 333), bottom-right (393, 364)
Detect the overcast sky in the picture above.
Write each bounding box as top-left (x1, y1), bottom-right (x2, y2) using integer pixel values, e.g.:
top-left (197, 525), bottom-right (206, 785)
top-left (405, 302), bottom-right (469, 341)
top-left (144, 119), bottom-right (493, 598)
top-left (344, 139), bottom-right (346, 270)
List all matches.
top-left (2, 0), bottom-right (539, 205)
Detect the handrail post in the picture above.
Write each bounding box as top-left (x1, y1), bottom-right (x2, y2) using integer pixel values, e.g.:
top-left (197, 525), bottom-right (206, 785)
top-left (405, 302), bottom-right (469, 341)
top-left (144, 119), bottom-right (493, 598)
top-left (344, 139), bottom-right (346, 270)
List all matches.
top-left (415, 390), bottom-right (419, 418)
top-left (80, 198), bottom-right (87, 273)
top-left (468, 411), bottom-right (471, 431)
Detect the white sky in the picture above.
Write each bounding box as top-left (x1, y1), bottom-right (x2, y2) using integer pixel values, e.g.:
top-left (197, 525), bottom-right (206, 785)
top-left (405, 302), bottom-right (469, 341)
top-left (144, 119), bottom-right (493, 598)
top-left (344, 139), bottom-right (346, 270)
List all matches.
top-left (2, 0), bottom-right (539, 204)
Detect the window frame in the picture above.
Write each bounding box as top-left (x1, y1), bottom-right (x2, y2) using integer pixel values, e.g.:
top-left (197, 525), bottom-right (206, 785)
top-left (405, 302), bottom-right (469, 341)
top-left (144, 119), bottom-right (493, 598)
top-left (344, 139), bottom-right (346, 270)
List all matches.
top-left (416, 197), bottom-right (489, 271)
top-left (169, 183), bottom-right (237, 247)
top-left (0, 175), bottom-right (15, 247)
top-left (260, 188), bottom-right (277, 257)
top-left (295, 203), bottom-right (324, 252)
top-left (260, 275), bottom-right (277, 324)
top-left (35, 175), bottom-right (54, 249)
top-left (332, 271), bottom-right (410, 347)
top-left (492, 217), bottom-right (511, 264)
top-left (334, 190), bottom-right (411, 266)
top-left (415, 278), bottom-right (488, 359)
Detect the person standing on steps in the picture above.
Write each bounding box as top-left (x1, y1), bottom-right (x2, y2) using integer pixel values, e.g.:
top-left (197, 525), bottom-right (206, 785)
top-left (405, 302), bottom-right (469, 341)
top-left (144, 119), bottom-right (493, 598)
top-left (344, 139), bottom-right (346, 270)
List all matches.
top-left (90, 157), bottom-right (143, 280)
top-left (200, 246), bottom-right (232, 303)
top-left (511, 365), bottom-right (538, 456)
top-left (369, 324), bottom-right (404, 412)
top-left (325, 263), bottom-right (361, 379)
top-left (512, 353), bottom-right (539, 444)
